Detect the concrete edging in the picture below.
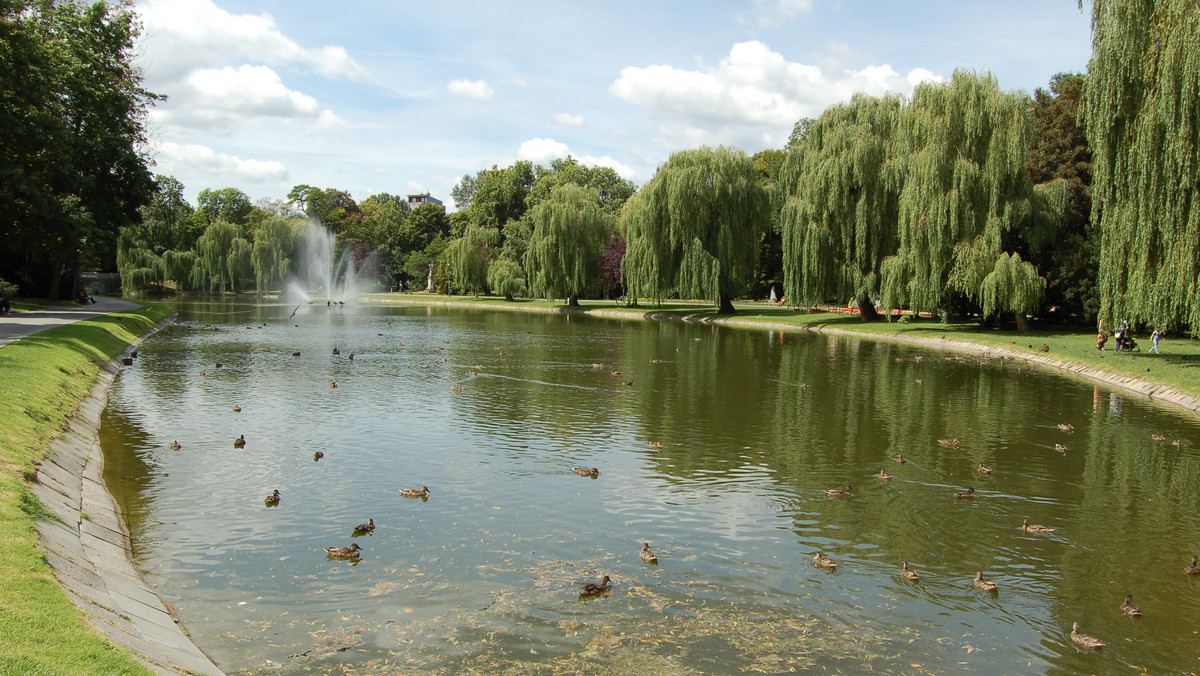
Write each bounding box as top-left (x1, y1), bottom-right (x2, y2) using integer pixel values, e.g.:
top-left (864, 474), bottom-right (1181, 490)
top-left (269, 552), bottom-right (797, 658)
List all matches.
top-left (32, 313), bottom-right (223, 676)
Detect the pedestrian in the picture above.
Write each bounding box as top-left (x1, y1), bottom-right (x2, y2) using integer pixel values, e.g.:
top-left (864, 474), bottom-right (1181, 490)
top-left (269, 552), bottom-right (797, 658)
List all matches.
top-left (1149, 327), bottom-right (1161, 354)
top-left (1097, 330), bottom-right (1107, 351)
top-left (1114, 325), bottom-right (1124, 353)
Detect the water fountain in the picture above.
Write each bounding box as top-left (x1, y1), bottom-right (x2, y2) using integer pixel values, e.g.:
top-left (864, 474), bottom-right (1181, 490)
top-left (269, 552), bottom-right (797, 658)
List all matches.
top-left (285, 220), bottom-right (380, 305)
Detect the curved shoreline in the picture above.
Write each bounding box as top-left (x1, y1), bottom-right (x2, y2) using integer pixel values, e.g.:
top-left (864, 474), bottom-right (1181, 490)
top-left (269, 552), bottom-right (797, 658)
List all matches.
top-left (363, 295), bottom-right (1200, 419)
top-left (31, 313), bottom-right (223, 675)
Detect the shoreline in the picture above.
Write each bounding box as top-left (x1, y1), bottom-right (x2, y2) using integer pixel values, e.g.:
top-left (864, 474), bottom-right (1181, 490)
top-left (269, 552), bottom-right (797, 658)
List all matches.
top-left (362, 295), bottom-right (1200, 419)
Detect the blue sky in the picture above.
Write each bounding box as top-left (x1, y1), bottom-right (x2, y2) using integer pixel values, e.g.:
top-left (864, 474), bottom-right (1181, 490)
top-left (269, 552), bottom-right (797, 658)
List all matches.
top-left (135, 1), bottom-right (1093, 209)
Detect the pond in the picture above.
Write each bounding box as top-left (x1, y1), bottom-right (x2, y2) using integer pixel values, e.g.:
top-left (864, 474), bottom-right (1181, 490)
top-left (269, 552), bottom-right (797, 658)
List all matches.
top-left (99, 300), bottom-right (1200, 674)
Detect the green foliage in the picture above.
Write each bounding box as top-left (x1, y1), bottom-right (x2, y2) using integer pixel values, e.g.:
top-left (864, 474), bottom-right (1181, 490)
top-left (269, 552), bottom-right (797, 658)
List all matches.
top-left (470, 162), bottom-right (536, 227)
top-left (196, 187), bottom-right (255, 227)
top-left (251, 216), bottom-right (297, 293)
top-left (446, 226), bottom-right (499, 296)
top-left (116, 229), bottom-right (161, 293)
top-left (526, 156), bottom-right (636, 215)
top-left (194, 220), bottom-right (239, 293)
top-left (619, 146), bottom-right (769, 313)
top-left (161, 249), bottom-right (196, 291)
top-left (487, 258), bottom-right (526, 301)
top-left (0, 278), bottom-right (18, 298)
top-left (524, 184), bottom-right (611, 303)
top-left (1086, 0), bottom-right (1200, 334)
top-left (402, 236), bottom-right (449, 292)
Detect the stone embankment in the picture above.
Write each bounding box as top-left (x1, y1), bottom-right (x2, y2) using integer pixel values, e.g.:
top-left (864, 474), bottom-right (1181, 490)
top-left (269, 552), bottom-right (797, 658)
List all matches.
top-left (30, 316), bottom-right (223, 675)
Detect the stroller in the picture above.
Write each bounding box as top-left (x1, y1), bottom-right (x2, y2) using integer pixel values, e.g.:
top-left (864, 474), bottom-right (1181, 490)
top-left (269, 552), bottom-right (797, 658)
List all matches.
top-left (1116, 332), bottom-right (1138, 352)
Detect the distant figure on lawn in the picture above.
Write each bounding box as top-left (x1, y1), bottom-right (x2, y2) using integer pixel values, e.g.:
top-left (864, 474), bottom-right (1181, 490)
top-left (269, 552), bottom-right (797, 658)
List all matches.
top-left (1150, 327), bottom-right (1162, 354)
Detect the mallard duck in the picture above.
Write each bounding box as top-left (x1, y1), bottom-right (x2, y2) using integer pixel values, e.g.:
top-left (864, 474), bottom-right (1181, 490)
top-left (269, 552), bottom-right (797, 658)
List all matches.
top-left (937, 438), bottom-right (959, 447)
top-left (324, 543), bottom-right (362, 559)
top-left (824, 485), bottom-right (852, 497)
top-left (896, 453), bottom-right (907, 464)
top-left (901, 561), bottom-right (919, 582)
top-left (977, 463), bottom-right (993, 475)
top-left (215, 362), bottom-right (223, 368)
top-left (1054, 443), bottom-right (1068, 453)
top-left (1120, 594), bottom-right (1142, 617)
top-left (573, 467), bottom-right (600, 477)
top-left (332, 347), bottom-right (340, 355)
top-left (467, 370), bottom-right (477, 376)
top-left (580, 575), bottom-right (612, 596)
top-left (1070, 621), bottom-right (1105, 649)
top-left (812, 552), bottom-right (837, 569)
top-left (292, 351), bottom-right (301, 357)
top-left (353, 518), bottom-right (375, 535)
top-left (1185, 555), bottom-right (1200, 575)
top-left (330, 380), bottom-right (338, 388)
top-left (610, 370), bottom-right (622, 376)
top-left (233, 434), bottom-right (246, 448)
top-left (621, 380), bottom-right (634, 386)
top-left (450, 385), bottom-right (463, 393)
top-left (169, 440), bottom-right (181, 450)
top-left (640, 542), bottom-right (658, 564)
top-left (264, 489), bottom-right (280, 506)
top-left (400, 486), bottom-right (430, 498)
top-left (592, 363), bottom-right (603, 369)
top-left (348, 353), bottom-right (354, 360)
top-left (1057, 423), bottom-right (1074, 431)
top-left (1022, 518), bottom-right (1054, 534)
top-left (973, 571), bottom-right (998, 592)
top-left (955, 487), bottom-right (975, 499)
top-left (650, 358), bottom-right (662, 364)
top-left (648, 441), bottom-right (662, 450)
top-left (1174, 439), bottom-right (1183, 446)
top-left (313, 451), bottom-right (324, 461)
top-left (879, 469), bottom-right (893, 480)
top-left (232, 405), bottom-right (241, 412)
top-left (199, 370), bottom-right (207, 376)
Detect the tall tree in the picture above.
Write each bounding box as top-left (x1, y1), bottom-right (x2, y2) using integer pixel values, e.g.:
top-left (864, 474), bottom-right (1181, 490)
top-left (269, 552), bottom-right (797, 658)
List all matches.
top-left (470, 161), bottom-right (536, 227)
top-left (619, 146), bottom-right (769, 314)
top-left (524, 184), bottom-right (611, 305)
top-left (880, 70), bottom-right (1062, 329)
top-left (251, 216), bottom-right (297, 294)
top-left (196, 187), bottom-right (255, 228)
top-left (1085, 0), bottom-right (1200, 333)
top-left (138, 175), bottom-right (197, 253)
top-left (445, 225), bottom-right (499, 296)
top-left (780, 93), bottom-right (903, 320)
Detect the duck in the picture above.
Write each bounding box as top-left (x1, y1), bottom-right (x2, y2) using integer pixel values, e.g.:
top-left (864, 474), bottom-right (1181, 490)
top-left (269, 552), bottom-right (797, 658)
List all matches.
top-left (580, 575), bottom-right (612, 596)
top-left (648, 441), bottom-right (663, 450)
top-left (353, 518), bottom-right (375, 535)
top-left (1120, 594), bottom-right (1142, 617)
top-left (233, 434), bottom-right (246, 448)
top-left (199, 370), bottom-right (207, 377)
top-left (332, 347), bottom-right (340, 355)
top-left (330, 380), bottom-right (338, 388)
top-left (215, 362), bottom-right (223, 368)
top-left (348, 353), bottom-right (354, 360)
top-left (650, 358), bottom-right (662, 364)
top-left (1070, 621), bottom-right (1105, 649)
top-left (878, 469), bottom-right (893, 480)
top-left (1022, 518), bottom-right (1054, 534)
top-left (169, 441), bottom-right (181, 450)
top-left (573, 467), bottom-right (600, 477)
top-left (313, 451), bottom-right (324, 461)
top-left (450, 385), bottom-right (463, 393)
top-left (467, 370), bottom-right (477, 376)
top-left (937, 438), bottom-right (959, 447)
top-left (896, 453), bottom-right (907, 464)
top-left (900, 561), bottom-right (919, 582)
top-left (824, 485), bottom-right (852, 497)
top-left (977, 463), bottom-right (993, 475)
top-left (324, 543), bottom-right (362, 560)
top-left (610, 370), bottom-right (622, 376)
top-left (1057, 423), bottom-right (1074, 431)
top-left (1174, 439), bottom-right (1183, 446)
top-left (955, 487), bottom-right (975, 499)
top-left (592, 363), bottom-right (603, 369)
top-left (621, 381), bottom-right (634, 387)
top-left (1185, 555), bottom-right (1200, 575)
top-left (400, 486), bottom-right (430, 498)
top-left (973, 571), bottom-right (998, 592)
top-left (264, 489), bottom-right (280, 506)
top-left (292, 351), bottom-right (301, 357)
top-left (232, 405), bottom-right (241, 412)
top-left (1054, 444), bottom-right (1068, 453)
top-left (1151, 434), bottom-right (1165, 441)
top-left (640, 543), bottom-right (658, 564)
top-left (812, 552), bottom-right (837, 569)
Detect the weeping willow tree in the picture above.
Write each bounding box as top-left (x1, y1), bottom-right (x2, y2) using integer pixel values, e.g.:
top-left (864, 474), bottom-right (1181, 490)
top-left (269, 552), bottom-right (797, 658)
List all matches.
top-left (487, 257), bottom-right (525, 302)
top-left (1086, 0), bottom-right (1200, 333)
top-left (779, 93), bottom-right (903, 320)
top-left (161, 249), bottom-right (196, 291)
top-left (194, 219), bottom-right (239, 293)
top-left (619, 146), bottom-right (768, 314)
top-left (445, 224), bottom-right (499, 296)
top-left (524, 184), bottom-right (611, 306)
top-left (116, 228), bottom-right (162, 293)
top-left (227, 237), bottom-right (253, 293)
top-left (880, 70), bottom-right (1061, 329)
top-left (251, 216), bottom-right (297, 294)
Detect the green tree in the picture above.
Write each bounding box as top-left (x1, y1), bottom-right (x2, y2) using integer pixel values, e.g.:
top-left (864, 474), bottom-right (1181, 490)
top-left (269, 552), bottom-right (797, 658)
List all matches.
top-left (470, 161), bottom-right (536, 227)
top-left (1085, 0), bottom-right (1200, 333)
top-left (780, 93), bottom-right (903, 320)
top-left (451, 171), bottom-right (479, 210)
top-left (524, 184), bottom-right (611, 305)
top-left (196, 187), bottom-right (255, 228)
top-left (487, 258), bottom-right (526, 301)
top-left (446, 225), bottom-right (499, 296)
top-left (194, 220), bottom-right (239, 293)
top-left (526, 156), bottom-right (636, 215)
top-left (619, 146), bottom-right (769, 314)
top-left (137, 175), bottom-right (196, 253)
top-left (251, 216), bottom-right (298, 294)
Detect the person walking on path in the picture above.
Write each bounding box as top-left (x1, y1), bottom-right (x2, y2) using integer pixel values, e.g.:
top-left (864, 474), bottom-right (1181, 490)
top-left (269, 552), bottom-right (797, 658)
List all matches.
top-left (1150, 327), bottom-right (1162, 354)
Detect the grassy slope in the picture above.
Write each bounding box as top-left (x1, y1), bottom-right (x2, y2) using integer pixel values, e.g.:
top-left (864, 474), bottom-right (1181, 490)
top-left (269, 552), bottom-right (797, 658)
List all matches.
top-left (0, 304), bottom-right (167, 676)
top-left (364, 293), bottom-right (1200, 401)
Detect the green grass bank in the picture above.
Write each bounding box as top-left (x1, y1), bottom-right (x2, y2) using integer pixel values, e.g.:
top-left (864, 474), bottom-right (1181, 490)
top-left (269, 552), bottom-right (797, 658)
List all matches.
top-left (364, 293), bottom-right (1200, 409)
top-left (0, 303), bottom-right (167, 675)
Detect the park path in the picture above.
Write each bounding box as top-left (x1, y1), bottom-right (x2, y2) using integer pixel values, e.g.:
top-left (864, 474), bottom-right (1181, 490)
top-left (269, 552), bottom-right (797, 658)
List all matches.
top-left (0, 296), bottom-right (139, 348)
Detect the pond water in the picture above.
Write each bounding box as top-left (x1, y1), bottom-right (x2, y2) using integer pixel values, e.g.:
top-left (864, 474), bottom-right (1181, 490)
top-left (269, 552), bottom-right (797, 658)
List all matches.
top-left (100, 300), bottom-right (1200, 674)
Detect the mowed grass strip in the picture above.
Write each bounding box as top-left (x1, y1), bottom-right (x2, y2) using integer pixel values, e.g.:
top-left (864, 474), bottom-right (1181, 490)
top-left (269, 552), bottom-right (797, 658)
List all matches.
top-left (367, 293), bottom-right (1200, 401)
top-left (0, 303), bottom-right (167, 676)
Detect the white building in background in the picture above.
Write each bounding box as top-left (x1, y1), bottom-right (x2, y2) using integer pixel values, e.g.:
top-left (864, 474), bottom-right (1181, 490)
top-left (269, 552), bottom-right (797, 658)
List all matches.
top-left (407, 193), bottom-right (443, 208)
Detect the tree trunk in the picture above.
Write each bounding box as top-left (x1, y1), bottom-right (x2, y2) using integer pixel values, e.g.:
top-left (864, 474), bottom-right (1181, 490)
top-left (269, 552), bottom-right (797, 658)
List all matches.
top-left (504, 293), bottom-right (514, 302)
top-left (717, 292), bottom-right (736, 315)
top-left (567, 295), bottom-right (580, 307)
top-left (857, 295), bottom-right (879, 322)
top-left (1014, 311), bottom-right (1031, 333)
top-left (48, 259), bottom-right (62, 300)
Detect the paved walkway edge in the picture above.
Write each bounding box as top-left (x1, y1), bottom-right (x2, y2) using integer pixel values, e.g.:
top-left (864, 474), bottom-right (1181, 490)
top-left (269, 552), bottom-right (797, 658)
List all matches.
top-left (364, 296), bottom-right (1200, 419)
top-left (32, 312), bottom-right (224, 676)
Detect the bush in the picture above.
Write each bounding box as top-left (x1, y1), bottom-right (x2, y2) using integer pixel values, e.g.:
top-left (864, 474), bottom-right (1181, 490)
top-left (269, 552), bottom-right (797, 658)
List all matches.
top-left (0, 278), bottom-right (18, 298)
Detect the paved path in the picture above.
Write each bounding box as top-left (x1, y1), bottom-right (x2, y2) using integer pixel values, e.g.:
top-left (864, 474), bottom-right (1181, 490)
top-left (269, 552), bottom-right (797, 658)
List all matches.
top-left (0, 296), bottom-right (139, 347)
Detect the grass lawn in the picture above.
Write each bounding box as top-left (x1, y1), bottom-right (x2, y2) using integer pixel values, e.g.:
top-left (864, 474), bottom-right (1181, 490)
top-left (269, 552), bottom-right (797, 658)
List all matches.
top-left (364, 293), bottom-right (1200, 402)
top-left (0, 303), bottom-right (168, 675)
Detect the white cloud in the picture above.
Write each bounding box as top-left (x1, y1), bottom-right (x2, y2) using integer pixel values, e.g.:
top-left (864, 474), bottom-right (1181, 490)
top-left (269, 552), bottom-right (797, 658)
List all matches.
top-left (576, 154), bottom-right (637, 180)
top-left (153, 142), bottom-right (288, 183)
top-left (517, 138), bottom-right (570, 165)
top-left (610, 40), bottom-right (941, 150)
top-left (137, 0), bottom-right (369, 83)
top-left (405, 181), bottom-right (428, 195)
top-left (552, 112), bottom-right (586, 127)
top-left (447, 79), bottom-right (495, 101)
top-left (754, 0), bottom-right (813, 27)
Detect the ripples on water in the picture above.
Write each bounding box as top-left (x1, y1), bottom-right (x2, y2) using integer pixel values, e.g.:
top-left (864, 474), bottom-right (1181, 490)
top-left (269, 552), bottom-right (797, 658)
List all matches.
top-left (98, 302), bottom-right (1200, 674)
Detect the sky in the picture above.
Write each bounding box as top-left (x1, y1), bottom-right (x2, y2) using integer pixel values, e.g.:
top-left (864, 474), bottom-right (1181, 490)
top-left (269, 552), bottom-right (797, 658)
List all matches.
top-left (134, 0), bottom-right (1094, 210)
